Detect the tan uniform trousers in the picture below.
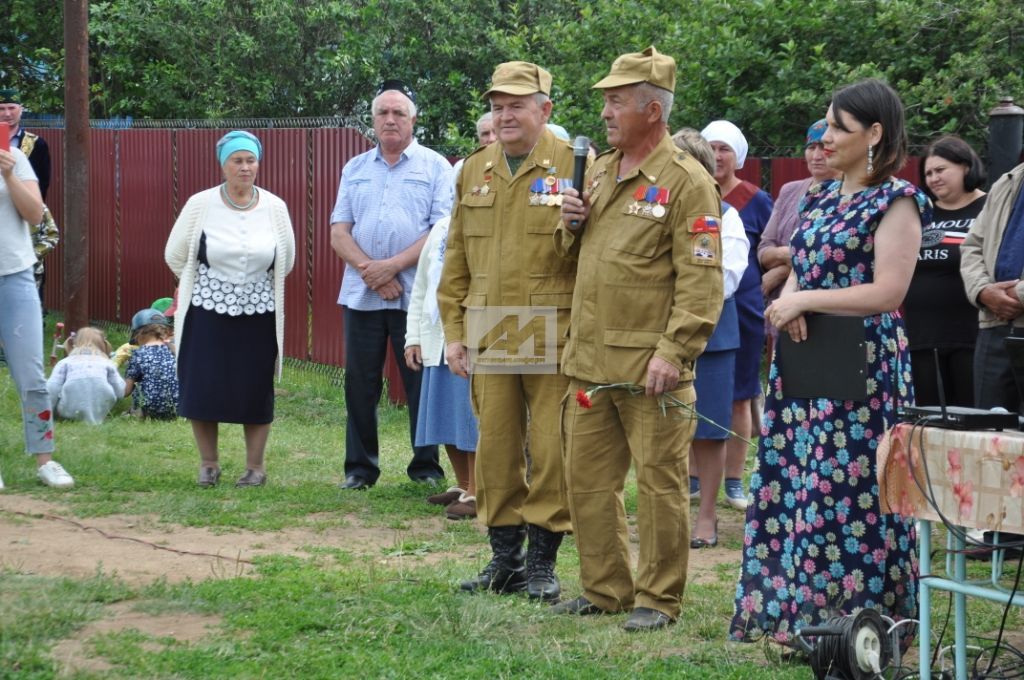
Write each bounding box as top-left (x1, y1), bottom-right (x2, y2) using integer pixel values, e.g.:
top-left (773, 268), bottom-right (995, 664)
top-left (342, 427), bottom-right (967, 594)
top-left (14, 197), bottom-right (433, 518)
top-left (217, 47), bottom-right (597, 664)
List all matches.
top-left (562, 378), bottom-right (695, 619)
top-left (471, 371), bottom-right (572, 532)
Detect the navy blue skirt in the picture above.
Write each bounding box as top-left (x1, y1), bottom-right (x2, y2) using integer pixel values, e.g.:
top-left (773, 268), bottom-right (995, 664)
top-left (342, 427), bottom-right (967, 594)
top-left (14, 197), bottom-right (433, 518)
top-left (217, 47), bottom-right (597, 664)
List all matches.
top-left (177, 305), bottom-right (277, 424)
top-left (693, 349), bottom-right (736, 440)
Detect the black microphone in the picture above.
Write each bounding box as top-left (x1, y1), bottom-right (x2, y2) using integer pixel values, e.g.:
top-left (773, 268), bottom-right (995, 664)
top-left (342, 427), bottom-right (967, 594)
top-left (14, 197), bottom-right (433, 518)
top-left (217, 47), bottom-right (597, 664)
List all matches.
top-left (570, 136), bottom-right (589, 228)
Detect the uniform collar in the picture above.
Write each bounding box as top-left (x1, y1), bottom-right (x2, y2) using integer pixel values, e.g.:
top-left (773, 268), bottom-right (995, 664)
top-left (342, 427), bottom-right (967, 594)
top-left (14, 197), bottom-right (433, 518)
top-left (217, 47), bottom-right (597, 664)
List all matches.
top-left (486, 128), bottom-right (560, 181)
top-left (609, 133), bottom-right (675, 186)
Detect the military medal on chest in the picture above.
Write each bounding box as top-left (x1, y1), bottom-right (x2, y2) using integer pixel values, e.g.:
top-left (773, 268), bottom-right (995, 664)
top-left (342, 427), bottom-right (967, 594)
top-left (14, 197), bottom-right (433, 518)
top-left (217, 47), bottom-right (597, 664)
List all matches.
top-left (641, 186), bottom-right (659, 216)
top-left (544, 173), bottom-right (559, 206)
top-left (471, 171), bottom-right (494, 197)
top-left (628, 184), bottom-right (646, 215)
top-left (529, 170), bottom-right (571, 207)
top-left (652, 187), bottom-right (669, 217)
top-left (627, 183), bottom-right (670, 217)
top-left (529, 178), bottom-right (544, 206)
top-left (587, 168), bottom-right (607, 194)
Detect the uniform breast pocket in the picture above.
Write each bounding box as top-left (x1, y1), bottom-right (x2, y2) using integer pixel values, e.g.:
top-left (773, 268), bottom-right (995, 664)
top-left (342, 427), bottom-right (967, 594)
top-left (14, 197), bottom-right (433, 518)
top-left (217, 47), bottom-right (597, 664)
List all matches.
top-left (606, 214), bottom-right (667, 258)
top-left (460, 192), bottom-right (496, 236)
top-left (526, 204), bottom-right (561, 234)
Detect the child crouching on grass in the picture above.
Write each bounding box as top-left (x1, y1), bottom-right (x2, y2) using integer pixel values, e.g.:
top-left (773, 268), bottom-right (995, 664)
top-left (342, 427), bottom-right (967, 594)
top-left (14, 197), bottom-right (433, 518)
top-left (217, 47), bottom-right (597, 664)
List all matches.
top-left (124, 308), bottom-right (179, 420)
top-left (46, 327), bottom-right (126, 424)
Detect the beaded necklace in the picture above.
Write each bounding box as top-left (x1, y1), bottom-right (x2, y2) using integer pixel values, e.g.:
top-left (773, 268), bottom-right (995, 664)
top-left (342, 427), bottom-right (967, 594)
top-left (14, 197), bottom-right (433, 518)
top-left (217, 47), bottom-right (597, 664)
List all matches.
top-left (220, 183), bottom-right (259, 210)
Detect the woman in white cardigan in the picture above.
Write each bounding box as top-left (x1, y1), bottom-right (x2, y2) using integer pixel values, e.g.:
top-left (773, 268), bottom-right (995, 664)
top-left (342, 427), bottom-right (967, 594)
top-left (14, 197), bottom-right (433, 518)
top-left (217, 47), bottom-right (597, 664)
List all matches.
top-left (404, 216), bottom-right (479, 519)
top-left (165, 131), bottom-right (295, 488)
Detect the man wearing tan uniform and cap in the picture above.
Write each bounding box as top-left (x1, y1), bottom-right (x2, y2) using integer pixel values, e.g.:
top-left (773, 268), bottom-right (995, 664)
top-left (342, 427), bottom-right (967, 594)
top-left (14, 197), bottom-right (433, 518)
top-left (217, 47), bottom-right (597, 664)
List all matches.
top-left (554, 47), bottom-right (723, 631)
top-left (439, 62), bottom-right (578, 601)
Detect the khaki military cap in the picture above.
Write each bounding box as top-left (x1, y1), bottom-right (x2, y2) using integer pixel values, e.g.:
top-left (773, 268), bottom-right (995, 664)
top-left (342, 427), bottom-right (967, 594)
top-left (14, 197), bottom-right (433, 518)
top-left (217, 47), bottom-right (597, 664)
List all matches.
top-left (483, 61), bottom-right (552, 98)
top-left (592, 46), bottom-right (676, 92)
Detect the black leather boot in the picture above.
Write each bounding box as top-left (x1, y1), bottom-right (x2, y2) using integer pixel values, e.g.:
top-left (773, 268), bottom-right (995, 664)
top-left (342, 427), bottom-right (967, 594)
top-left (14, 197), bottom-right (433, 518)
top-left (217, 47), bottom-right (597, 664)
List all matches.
top-left (526, 524), bottom-right (563, 601)
top-left (460, 525), bottom-right (527, 594)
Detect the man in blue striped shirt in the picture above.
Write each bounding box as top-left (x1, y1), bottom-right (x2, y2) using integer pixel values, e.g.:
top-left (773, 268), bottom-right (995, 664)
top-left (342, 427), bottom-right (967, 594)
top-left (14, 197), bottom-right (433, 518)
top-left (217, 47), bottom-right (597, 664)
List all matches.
top-left (330, 80), bottom-right (453, 490)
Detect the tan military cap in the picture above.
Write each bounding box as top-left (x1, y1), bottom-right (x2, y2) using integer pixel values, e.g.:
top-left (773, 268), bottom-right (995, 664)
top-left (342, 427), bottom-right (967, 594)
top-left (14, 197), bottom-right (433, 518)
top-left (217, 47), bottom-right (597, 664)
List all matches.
top-left (592, 46), bottom-right (676, 92)
top-left (483, 61), bottom-right (552, 97)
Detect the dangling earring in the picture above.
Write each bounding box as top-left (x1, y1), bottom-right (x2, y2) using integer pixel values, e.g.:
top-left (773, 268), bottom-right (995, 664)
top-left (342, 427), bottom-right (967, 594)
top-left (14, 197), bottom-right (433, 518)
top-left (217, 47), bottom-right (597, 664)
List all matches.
top-left (866, 145), bottom-right (875, 176)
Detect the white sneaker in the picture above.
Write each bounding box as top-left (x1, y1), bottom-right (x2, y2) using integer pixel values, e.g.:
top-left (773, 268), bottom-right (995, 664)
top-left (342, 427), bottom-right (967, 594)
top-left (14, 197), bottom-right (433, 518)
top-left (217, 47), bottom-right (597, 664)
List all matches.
top-left (37, 461), bottom-right (74, 488)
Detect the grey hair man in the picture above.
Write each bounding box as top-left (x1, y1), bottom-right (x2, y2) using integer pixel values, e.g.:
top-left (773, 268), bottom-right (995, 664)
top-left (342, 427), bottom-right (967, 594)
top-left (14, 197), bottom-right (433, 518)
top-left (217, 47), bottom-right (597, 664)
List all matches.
top-left (329, 79), bottom-right (454, 490)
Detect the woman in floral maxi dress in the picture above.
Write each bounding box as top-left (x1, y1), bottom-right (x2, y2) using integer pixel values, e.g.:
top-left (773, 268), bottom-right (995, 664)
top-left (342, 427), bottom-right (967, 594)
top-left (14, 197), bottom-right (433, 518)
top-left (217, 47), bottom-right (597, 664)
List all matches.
top-left (729, 79), bottom-right (931, 649)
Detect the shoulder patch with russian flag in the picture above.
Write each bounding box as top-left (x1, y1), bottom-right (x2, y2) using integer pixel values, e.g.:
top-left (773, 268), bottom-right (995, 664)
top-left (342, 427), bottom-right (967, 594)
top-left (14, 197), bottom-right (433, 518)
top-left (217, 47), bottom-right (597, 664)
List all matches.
top-left (690, 215), bottom-right (720, 233)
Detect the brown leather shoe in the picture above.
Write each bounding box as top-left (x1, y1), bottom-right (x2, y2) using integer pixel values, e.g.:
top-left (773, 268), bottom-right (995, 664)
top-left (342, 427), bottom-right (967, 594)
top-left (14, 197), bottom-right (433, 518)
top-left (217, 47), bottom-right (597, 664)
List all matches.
top-left (197, 466), bottom-right (221, 488)
top-left (445, 496), bottom-right (477, 520)
top-left (235, 469), bottom-right (267, 487)
top-left (427, 487), bottom-right (465, 506)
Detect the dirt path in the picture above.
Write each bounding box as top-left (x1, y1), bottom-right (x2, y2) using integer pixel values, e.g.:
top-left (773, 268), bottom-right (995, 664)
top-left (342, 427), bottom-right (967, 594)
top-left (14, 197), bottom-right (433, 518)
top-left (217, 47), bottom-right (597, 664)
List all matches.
top-left (1, 495), bottom-right (741, 586)
top-left (2, 494), bottom-right (743, 675)
top-left (0, 495), bottom-right (453, 585)
top-left (50, 602), bottom-right (223, 677)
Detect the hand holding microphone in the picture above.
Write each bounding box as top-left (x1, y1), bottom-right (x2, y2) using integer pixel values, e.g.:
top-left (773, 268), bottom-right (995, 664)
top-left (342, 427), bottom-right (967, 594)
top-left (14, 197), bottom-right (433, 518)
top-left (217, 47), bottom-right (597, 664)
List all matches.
top-left (562, 136), bottom-right (590, 231)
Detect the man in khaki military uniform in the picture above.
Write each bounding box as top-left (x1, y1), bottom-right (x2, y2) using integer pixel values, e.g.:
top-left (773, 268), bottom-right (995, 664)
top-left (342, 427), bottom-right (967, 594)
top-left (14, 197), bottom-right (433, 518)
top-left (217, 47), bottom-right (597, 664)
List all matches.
top-left (553, 47), bottom-right (724, 631)
top-left (438, 62), bottom-right (576, 601)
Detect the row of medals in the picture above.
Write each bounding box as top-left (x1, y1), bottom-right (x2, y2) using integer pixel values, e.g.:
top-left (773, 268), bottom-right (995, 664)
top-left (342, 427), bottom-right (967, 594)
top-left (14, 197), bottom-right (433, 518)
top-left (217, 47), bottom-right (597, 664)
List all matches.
top-left (469, 173), bottom-right (574, 207)
top-left (530, 175), bottom-right (572, 206)
top-left (630, 201), bottom-right (667, 218)
top-left (629, 185), bottom-right (670, 218)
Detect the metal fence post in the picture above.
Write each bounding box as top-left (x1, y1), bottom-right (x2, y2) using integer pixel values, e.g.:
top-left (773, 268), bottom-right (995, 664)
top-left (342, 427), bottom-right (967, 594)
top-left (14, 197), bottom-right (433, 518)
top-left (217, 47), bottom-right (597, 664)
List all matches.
top-left (987, 96), bottom-right (1024, 188)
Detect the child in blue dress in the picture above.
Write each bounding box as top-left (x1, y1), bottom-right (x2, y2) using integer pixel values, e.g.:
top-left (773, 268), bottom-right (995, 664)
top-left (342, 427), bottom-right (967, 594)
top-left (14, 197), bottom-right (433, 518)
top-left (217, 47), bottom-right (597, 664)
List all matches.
top-left (124, 308), bottom-right (178, 419)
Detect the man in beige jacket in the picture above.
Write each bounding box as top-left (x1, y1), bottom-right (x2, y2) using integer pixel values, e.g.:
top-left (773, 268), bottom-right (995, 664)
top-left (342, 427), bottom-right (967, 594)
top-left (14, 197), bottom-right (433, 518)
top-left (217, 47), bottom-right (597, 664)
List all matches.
top-left (960, 162), bottom-right (1024, 410)
top-left (554, 47), bottom-right (723, 631)
top-left (439, 61), bottom-right (576, 601)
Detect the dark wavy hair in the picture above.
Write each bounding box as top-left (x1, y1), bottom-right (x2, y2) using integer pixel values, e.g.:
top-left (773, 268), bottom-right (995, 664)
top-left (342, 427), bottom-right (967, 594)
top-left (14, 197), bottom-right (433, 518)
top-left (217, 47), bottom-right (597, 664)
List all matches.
top-left (918, 135), bottom-right (987, 202)
top-left (830, 78), bottom-right (907, 185)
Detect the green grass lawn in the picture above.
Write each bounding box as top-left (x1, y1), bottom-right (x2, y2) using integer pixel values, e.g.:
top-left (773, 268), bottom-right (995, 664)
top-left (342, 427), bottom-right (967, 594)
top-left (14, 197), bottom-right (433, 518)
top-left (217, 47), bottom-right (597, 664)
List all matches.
top-left (0, 316), bottom-right (1021, 679)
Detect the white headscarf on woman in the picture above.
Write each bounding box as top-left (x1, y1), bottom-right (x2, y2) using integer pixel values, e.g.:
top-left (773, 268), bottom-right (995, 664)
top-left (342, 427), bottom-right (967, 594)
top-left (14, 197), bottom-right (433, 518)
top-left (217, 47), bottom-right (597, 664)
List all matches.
top-left (700, 120), bottom-right (748, 169)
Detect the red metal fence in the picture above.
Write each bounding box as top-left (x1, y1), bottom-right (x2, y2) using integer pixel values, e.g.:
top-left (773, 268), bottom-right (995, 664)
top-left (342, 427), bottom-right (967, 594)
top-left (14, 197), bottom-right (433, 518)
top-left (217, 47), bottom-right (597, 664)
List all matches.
top-left (34, 126), bottom-right (415, 401)
top-left (29, 125), bottom-right (923, 402)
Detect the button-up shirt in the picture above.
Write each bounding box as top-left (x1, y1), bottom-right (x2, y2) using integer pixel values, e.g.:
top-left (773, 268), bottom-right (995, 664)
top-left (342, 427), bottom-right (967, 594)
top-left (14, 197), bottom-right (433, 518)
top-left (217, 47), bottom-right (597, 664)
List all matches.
top-left (331, 140), bottom-right (453, 311)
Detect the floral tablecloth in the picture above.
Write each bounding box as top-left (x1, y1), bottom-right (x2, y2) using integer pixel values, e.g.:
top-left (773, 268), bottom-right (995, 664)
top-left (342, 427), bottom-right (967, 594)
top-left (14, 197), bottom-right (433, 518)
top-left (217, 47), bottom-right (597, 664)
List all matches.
top-left (878, 423), bottom-right (1024, 532)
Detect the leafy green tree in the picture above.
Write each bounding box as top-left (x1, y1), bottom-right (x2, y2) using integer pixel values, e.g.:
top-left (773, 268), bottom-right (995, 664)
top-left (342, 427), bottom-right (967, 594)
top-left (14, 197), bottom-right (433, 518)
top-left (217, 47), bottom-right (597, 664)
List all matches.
top-left (5, 0), bottom-right (1024, 157)
top-left (0, 0), bottom-right (64, 111)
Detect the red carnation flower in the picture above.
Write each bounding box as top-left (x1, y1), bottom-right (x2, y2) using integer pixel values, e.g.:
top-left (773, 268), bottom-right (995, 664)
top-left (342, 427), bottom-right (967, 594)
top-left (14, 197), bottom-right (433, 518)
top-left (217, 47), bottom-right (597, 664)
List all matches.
top-left (38, 410), bottom-right (52, 421)
top-left (575, 390), bottom-right (593, 409)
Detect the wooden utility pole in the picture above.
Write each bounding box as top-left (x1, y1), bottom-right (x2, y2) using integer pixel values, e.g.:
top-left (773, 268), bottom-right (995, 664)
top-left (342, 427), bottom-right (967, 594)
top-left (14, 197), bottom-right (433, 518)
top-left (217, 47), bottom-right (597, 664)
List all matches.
top-left (63, 0), bottom-right (89, 329)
